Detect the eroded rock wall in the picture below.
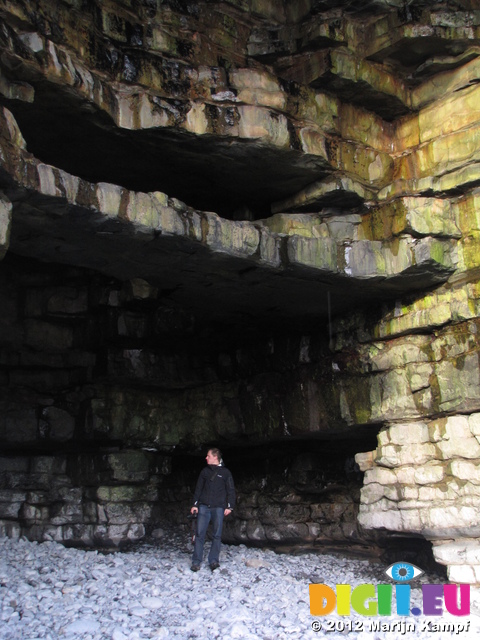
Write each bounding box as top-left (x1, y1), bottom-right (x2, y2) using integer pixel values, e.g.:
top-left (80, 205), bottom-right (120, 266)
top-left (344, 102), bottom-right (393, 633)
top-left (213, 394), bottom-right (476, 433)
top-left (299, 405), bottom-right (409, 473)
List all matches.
top-left (356, 415), bottom-right (480, 582)
top-left (0, 450), bottom-right (167, 547)
top-left (0, 254), bottom-right (376, 549)
top-left (0, 0), bottom-right (480, 578)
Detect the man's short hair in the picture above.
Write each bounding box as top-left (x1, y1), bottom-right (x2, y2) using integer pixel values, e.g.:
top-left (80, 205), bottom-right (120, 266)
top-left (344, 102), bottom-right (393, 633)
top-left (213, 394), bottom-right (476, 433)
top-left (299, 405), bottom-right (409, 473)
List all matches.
top-left (208, 447), bottom-right (222, 462)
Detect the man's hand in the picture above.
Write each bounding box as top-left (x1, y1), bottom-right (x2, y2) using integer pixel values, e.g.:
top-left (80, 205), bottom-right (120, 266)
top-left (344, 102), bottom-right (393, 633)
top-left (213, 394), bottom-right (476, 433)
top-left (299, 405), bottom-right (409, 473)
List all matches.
top-left (224, 508), bottom-right (232, 516)
top-left (191, 506), bottom-right (198, 515)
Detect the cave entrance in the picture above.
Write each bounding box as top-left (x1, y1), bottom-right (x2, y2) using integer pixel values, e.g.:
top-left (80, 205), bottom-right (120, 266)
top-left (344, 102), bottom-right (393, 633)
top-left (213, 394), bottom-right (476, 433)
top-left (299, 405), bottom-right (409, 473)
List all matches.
top-left (153, 438), bottom-right (446, 575)
top-left (0, 252), bottom-right (445, 577)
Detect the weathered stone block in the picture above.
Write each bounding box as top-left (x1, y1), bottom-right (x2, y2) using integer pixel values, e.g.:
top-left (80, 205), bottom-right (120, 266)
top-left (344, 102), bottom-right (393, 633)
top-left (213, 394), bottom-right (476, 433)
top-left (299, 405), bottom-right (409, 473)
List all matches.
top-left (419, 84), bottom-right (480, 144)
top-left (444, 415), bottom-right (473, 439)
top-left (21, 504), bottom-right (49, 522)
top-left (264, 523), bottom-right (309, 541)
top-left (24, 319), bottom-right (74, 351)
top-left (42, 407), bottom-right (75, 442)
top-left (107, 451), bottom-right (151, 483)
top-left (50, 503), bottom-right (83, 525)
top-left (25, 492), bottom-right (49, 504)
top-left (96, 503), bottom-right (107, 524)
top-left (62, 524), bottom-right (95, 546)
top-left (358, 502), bottom-right (403, 531)
top-left (417, 486), bottom-right (445, 502)
top-left (414, 463), bottom-right (445, 485)
top-left (399, 485), bottom-right (418, 500)
top-left (433, 538), bottom-right (480, 565)
top-left (373, 293), bottom-right (453, 339)
top-left (360, 483), bottom-right (386, 505)
top-left (93, 524), bottom-right (124, 546)
top-left (231, 69), bottom-right (285, 110)
top-left (204, 213), bottom-right (259, 258)
top-left (306, 522), bottom-right (322, 538)
top-left (311, 503), bottom-right (347, 523)
top-left (237, 105), bottom-right (290, 148)
top-left (0, 520), bottom-right (21, 539)
top-left (407, 363), bottom-right (434, 394)
top-left (56, 487), bottom-right (82, 503)
top-left (287, 236), bottom-right (336, 272)
top-left (0, 458), bottom-right (29, 473)
top-left (246, 519), bottom-right (266, 542)
top-left (377, 429), bottom-right (390, 446)
top-left (363, 467), bottom-right (396, 485)
top-left (395, 466), bottom-right (416, 484)
top-left (426, 505), bottom-right (480, 534)
top-left (0, 193), bottom-right (11, 261)
top-left (435, 355), bottom-right (480, 414)
top-left (82, 501), bottom-right (98, 524)
top-left (354, 451), bottom-right (374, 471)
top-left (124, 278), bottom-right (158, 301)
top-left (97, 485), bottom-right (158, 502)
top-left (371, 197), bottom-right (460, 240)
top-left (437, 435), bottom-right (480, 460)
top-left (383, 485), bottom-right (400, 501)
top-left (341, 521), bottom-right (360, 539)
top-left (369, 370), bottom-right (420, 423)
top-left (31, 457), bottom-right (67, 474)
top-left (447, 564), bottom-right (480, 584)
top-left (0, 490), bottom-right (26, 503)
top-left (258, 503), bottom-right (282, 525)
top-left (0, 410), bottom-right (38, 444)
top-left (397, 508), bottom-right (423, 532)
top-left (0, 502), bottom-right (22, 518)
top-left (46, 287), bottom-right (88, 315)
top-left (469, 412), bottom-right (480, 437)
top-left (95, 182), bottom-right (123, 218)
top-left (368, 337), bottom-right (431, 372)
top-left (103, 502), bottom-right (152, 525)
top-left (376, 442), bottom-right (436, 468)
top-left (449, 460), bottom-right (480, 483)
top-left (388, 422), bottom-right (430, 445)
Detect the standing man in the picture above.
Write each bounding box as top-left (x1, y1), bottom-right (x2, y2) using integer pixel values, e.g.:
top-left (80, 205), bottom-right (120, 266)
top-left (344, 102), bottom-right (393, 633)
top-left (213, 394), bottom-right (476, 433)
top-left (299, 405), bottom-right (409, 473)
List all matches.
top-left (190, 448), bottom-right (235, 572)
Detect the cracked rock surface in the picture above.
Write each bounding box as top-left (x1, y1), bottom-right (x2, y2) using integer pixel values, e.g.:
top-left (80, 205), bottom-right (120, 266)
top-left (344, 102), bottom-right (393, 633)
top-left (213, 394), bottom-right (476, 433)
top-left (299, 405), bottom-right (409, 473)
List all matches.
top-left (1, 0), bottom-right (480, 581)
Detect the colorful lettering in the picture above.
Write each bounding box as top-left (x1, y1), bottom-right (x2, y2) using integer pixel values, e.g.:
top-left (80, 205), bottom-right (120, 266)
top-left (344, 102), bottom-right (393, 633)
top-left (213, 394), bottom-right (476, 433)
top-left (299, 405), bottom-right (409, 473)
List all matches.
top-left (444, 584), bottom-right (470, 616)
top-left (309, 582), bottom-right (470, 617)
top-left (309, 584), bottom-right (336, 616)
top-left (422, 584), bottom-right (443, 615)
top-left (336, 585), bottom-right (351, 616)
top-left (351, 584), bottom-right (377, 616)
top-left (377, 584), bottom-right (392, 616)
top-left (395, 584), bottom-right (411, 616)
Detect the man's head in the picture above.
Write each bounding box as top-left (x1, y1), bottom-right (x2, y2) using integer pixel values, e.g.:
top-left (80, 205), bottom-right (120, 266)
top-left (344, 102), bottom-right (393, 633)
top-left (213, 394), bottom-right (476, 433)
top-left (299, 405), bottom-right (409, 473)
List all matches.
top-left (206, 448), bottom-right (222, 465)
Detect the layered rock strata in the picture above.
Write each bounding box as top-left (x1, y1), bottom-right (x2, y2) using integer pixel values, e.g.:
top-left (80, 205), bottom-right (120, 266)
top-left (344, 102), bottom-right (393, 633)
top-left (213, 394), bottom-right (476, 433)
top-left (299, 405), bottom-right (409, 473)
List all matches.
top-left (356, 415), bottom-right (480, 582)
top-left (0, 0), bottom-right (480, 581)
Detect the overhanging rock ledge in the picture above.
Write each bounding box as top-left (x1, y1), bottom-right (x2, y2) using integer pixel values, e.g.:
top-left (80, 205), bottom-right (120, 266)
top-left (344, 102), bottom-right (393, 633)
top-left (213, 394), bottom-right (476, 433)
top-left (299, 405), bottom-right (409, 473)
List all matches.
top-left (0, 0), bottom-right (480, 585)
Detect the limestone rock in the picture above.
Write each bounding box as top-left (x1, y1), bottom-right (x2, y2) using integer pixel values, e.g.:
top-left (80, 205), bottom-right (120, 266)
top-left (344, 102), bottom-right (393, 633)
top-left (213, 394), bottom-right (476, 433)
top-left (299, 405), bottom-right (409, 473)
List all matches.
top-left (2, 0), bottom-right (480, 567)
top-left (0, 193), bottom-right (11, 261)
top-left (358, 414), bottom-right (480, 581)
top-left (41, 407), bottom-right (75, 442)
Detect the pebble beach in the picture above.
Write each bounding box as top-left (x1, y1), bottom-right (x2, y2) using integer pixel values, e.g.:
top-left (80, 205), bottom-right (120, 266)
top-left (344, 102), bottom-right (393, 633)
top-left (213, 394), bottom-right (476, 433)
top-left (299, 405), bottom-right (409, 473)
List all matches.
top-left (1, 531), bottom-right (479, 640)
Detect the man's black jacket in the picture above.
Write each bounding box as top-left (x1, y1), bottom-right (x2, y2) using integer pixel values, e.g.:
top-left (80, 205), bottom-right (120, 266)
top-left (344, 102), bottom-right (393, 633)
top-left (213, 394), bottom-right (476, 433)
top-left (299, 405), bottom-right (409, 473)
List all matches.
top-left (193, 464), bottom-right (236, 510)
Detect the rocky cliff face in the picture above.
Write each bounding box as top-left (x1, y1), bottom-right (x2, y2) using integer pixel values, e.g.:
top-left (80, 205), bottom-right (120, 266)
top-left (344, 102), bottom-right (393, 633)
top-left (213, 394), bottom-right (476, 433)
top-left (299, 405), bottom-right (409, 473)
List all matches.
top-left (1, 0), bottom-right (480, 580)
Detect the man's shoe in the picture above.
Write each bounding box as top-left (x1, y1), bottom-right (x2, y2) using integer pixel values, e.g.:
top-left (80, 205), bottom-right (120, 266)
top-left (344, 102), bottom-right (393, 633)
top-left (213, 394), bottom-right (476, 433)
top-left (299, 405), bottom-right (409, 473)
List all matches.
top-left (209, 562), bottom-right (220, 571)
top-left (190, 564), bottom-right (200, 572)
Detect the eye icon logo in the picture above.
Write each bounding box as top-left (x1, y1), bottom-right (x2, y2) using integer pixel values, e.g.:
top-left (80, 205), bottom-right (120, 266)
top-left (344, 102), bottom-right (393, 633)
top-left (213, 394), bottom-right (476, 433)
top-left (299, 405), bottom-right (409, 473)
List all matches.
top-left (385, 562), bottom-right (424, 582)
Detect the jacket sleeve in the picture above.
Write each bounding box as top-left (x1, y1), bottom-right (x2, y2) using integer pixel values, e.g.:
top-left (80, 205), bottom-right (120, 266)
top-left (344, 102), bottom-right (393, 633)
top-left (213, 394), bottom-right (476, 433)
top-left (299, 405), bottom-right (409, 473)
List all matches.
top-left (225, 470), bottom-right (236, 510)
top-left (192, 468), bottom-right (207, 506)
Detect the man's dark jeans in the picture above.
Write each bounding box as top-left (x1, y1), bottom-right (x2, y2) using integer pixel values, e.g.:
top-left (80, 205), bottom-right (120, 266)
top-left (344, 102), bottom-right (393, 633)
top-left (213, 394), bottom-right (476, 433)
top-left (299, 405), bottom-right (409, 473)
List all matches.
top-left (192, 504), bottom-right (224, 566)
